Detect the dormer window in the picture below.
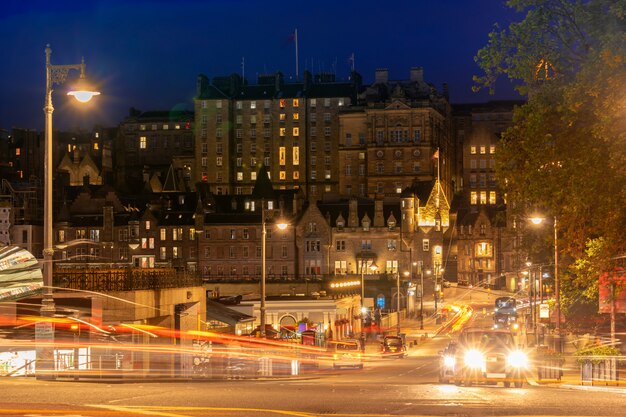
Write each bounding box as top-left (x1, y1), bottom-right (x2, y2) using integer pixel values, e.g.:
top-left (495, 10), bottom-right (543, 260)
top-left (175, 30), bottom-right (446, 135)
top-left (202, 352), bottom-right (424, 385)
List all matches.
top-left (362, 219), bottom-right (370, 231)
top-left (337, 220), bottom-right (345, 230)
top-left (388, 220), bottom-right (396, 231)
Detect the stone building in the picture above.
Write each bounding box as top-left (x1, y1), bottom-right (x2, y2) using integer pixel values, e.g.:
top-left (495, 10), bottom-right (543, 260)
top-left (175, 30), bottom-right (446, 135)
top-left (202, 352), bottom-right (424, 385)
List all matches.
top-left (193, 71), bottom-right (360, 199)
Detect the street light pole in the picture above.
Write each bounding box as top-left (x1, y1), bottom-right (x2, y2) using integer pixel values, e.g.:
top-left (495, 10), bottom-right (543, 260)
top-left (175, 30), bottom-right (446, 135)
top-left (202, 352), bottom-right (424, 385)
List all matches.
top-left (553, 216), bottom-right (561, 346)
top-left (396, 272), bottom-right (401, 336)
top-left (260, 200), bottom-right (267, 338)
top-left (419, 264), bottom-right (424, 330)
top-left (360, 258), bottom-right (366, 350)
top-left (38, 45), bottom-right (98, 380)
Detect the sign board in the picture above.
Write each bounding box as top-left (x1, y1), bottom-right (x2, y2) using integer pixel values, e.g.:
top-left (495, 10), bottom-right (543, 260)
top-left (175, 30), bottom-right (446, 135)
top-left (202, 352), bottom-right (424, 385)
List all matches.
top-left (598, 268), bottom-right (626, 314)
top-left (539, 303), bottom-right (550, 319)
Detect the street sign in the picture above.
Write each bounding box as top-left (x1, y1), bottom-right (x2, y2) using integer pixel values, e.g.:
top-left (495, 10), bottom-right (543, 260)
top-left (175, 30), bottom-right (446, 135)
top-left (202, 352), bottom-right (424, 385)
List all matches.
top-left (539, 303), bottom-right (550, 319)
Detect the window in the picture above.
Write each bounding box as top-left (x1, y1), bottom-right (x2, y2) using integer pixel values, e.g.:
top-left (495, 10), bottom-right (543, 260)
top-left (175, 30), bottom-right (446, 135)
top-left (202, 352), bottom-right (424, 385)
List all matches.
top-left (490, 145), bottom-right (496, 154)
top-left (336, 240), bottom-right (346, 251)
top-left (470, 191), bottom-right (477, 205)
top-left (310, 98), bottom-right (316, 107)
top-left (279, 147), bottom-right (286, 165)
top-left (139, 136), bottom-right (147, 149)
top-left (236, 101), bottom-right (243, 110)
top-left (293, 127), bottom-right (299, 136)
top-left (361, 239), bottom-right (372, 250)
top-left (422, 239), bottom-right (430, 251)
top-left (387, 239), bottom-right (397, 251)
top-left (334, 260), bottom-right (347, 275)
top-left (480, 145), bottom-right (486, 154)
top-left (292, 98), bottom-right (299, 107)
top-left (470, 146), bottom-right (477, 154)
top-left (229, 247), bottom-right (236, 258)
top-left (243, 246), bottom-right (249, 258)
top-left (243, 228), bottom-right (249, 239)
top-left (489, 191), bottom-right (496, 204)
top-left (306, 240), bottom-right (321, 252)
top-left (173, 228), bottom-right (184, 241)
top-left (173, 247), bottom-right (180, 258)
top-left (281, 245), bottom-right (287, 258)
top-left (160, 247), bottom-right (167, 260)
top-left (250, 100), bottom-right (256, 109)
top-left (480, 191), bottom-right (487, 204)
top-left (280, 127), bottom-right (286, 137)
top-left (293, 146), bottom-right (299, 165)
top-left (386, 260), bottom-right (398, 273)
top-left (216, 156), bottom-right (222, 166)
top-left (324, 127), bottom-right (331, 137)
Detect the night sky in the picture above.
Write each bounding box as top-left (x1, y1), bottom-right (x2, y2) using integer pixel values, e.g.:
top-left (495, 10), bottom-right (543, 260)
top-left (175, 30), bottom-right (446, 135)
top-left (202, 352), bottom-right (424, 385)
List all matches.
top-left (0, 0), bottom-right (523, 131)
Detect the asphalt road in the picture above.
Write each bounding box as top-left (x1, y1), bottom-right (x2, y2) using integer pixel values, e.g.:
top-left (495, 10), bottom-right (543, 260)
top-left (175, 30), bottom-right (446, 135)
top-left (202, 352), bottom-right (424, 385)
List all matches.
top-left (0, 336), bottom-right (625, 417)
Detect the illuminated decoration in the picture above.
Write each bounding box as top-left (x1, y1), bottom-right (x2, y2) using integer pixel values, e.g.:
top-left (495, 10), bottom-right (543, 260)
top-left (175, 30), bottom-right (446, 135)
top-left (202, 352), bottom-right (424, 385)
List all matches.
top-left (417, 179), bottom-right (450, 228)
top-left (534, 58), bottom-right (557, 81)
top-left (329, 280), bottom-right (360, 289)
top-left (0, 246), bottom-right (43, 301)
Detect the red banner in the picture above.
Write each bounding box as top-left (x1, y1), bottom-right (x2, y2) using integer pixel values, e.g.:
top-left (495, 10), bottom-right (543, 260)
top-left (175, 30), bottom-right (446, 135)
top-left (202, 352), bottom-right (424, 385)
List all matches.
top-left (598, 268), bottom-right (626, 314)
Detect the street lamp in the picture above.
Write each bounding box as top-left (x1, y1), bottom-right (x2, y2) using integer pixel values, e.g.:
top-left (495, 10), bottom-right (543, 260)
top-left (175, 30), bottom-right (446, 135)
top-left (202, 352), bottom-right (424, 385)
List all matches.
top-left (423, 268), bottom-right (431, 330)
top-left (260, 204), bottom-right (288, 338)
top-left (396, 272), bottom-right (403, 335)
top-left (360, 259), bottom-right (377, 349)
top-left (38, 45), bottom-right (99, 379)
top-left (530, 215), bottom-right (561, 350)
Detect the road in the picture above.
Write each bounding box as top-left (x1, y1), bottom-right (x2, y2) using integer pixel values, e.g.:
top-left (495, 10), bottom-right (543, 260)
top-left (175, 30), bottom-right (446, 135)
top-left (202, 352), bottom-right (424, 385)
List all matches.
top-left (1, 335), bottom-right (625, 416)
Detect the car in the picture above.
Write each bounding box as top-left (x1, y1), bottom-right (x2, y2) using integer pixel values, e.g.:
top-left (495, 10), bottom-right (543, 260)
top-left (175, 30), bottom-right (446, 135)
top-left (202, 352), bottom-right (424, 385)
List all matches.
top-left (331, 339), bottom-right (363, 369)
top-left (381, 335), bottom-right (406, 358)
top-left (438, 340), bottom-right (458, 383)
top-left (449, 328), bottom-right (528, 387)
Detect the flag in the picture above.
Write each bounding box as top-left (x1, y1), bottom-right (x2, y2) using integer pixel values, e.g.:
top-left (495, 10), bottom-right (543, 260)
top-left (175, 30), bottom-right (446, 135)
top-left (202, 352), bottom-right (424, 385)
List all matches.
top-left (433, 149), bottom-right (439, 159)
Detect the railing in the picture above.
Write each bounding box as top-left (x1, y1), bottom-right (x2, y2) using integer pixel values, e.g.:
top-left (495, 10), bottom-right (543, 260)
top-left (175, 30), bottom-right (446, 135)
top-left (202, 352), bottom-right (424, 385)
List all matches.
top-left (53, 268), bottom-right (203, 292)
top-left (202, 274), bottom-right (324, 283)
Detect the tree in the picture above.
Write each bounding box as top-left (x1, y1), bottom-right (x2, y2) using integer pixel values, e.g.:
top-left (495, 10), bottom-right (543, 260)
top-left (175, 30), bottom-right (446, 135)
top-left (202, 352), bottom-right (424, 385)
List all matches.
top-left (474, 0), bottom-right (626, 322)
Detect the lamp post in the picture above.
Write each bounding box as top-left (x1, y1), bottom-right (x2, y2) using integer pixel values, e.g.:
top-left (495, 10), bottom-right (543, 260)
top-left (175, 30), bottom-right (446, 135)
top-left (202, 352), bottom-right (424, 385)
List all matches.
top-left (38, 45), bottom-right (99, 380)
top-left (359, 259), bottom-right (377, 350)
top-left (259, 202), bottom-right (287, 338)
top-left (530, 215), bottom-right (561, 351)
top-left (423, 268), bottom-right (431, 330)
top-left (396, 271), bottom-right (401, 335)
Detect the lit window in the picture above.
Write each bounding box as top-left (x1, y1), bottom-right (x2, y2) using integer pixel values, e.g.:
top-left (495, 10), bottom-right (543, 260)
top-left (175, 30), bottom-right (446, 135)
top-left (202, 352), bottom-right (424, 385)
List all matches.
top-left (480, 146), bottom-right (486, 154)
top-left (280, 113), bottom-right (286, 121)
top-left (470, 146), bottom-right (477, 154)
top-left (480, 191), bottom-right (487, 204)
top-left (293, 146), bottom-right (299, 165)
top-left (293, 171), bottom-right (299, 179)
top-left (490, 145), bottom-right (496, 154)
top-left (250, 101), bottom-right (256, 109)
top-left (293, 112), bottom-right (299, 120)
top-left (279, 99), bottom-right (286, 108)
top-left (280, 128), bottom-right (286, 136)
top-left (338, 98), bottom-right (344, 106)
top-left (216, 101), bottom-right (222, 109)
top-left (280, 171), bottom-right (286, 180)
top-left (470, 192), bottom-right (477, 205)
top-left (489, 191), bottom-right (496, 204)
top-left (279, 147), bottom-right (286, 165)
top-left (293, 99), bottom-right (299, 107)
top-left (237, 172), bottom-right (243, 181)
top-left (140, 136), bottom-right (147, 149)
top-left (236, 101), bottom-right (242, 110)
top-left (293, 127), bottom-right (299, 136)
top-left (422, 239), bottom-right (430, 251)
top-left (310, 98), bottom-right (316, 107)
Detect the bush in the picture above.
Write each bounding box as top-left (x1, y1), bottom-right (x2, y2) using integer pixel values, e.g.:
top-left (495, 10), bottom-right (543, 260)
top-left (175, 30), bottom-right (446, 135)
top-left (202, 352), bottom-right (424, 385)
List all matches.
top-left (575, 345), bottom-right (621, 364)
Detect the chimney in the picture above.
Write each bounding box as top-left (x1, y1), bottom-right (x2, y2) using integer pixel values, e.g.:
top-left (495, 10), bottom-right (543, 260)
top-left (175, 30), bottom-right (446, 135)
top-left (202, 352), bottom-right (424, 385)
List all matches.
top-left (410, 67), bottom-right (424, 83)
top-left (348, 198), bottom-right (359, 228)
top-left (375, 68), bottom-right (388, 84)
top-left (373, 198), bottom-right (385, 227)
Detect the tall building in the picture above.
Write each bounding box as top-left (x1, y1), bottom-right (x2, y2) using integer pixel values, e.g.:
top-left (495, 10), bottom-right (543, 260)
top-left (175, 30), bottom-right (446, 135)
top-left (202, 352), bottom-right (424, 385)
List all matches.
top-left (452, 101), bottom-right (523, 288)
top-left (338, 68), bottom-right (455, 201)
top-left (193, 71), bottom-right (360, 199)
top-left (116, 109), bottom-right (195, 193)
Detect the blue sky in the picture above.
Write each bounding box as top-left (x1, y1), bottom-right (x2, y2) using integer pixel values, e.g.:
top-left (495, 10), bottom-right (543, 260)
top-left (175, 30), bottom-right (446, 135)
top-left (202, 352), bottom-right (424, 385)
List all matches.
top-left (0, 0), bottom-right (522, 131)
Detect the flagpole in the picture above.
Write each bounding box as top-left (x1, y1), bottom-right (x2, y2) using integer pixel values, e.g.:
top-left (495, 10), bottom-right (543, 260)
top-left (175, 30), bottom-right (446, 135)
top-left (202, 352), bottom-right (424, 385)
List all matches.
top-left (295, 28), bottom-right (299, 80)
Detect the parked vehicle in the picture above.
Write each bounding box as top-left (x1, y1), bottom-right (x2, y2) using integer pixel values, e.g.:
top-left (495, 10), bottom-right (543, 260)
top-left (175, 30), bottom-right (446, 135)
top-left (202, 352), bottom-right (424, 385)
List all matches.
top-left (447, 328), bottom-right (528, 387)
top-left (381, 335), bottom-right (406, 358)
top-left (331, 339), bottom-right (363, 369)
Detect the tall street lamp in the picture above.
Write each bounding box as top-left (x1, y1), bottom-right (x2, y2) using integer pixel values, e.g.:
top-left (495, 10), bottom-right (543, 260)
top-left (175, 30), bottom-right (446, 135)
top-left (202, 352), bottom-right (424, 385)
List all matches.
top-left (260, 203), bottom-right (288, 338)
top-left (530, 215), bottom-right (561, 350)
top-left (396, 271), bottom-right (402, 335)
top-left (360, 259), bottom-right (377, 349)
top-left (38, 45), bottom-right (99, 379)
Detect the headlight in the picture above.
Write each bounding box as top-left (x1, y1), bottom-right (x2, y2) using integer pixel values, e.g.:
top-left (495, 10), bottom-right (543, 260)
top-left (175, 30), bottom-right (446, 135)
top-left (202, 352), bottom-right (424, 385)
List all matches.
top-left (512, 322), bottom-right (520, 330)
top-left (464, 349), bottom-right (485, 368)
top-left (443, 355), bottom-right (455, 368)
top-left (507, 350), bottom-right (528, 368)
